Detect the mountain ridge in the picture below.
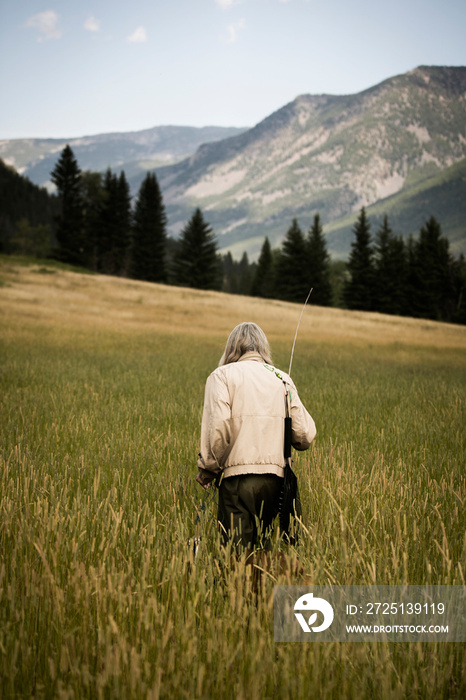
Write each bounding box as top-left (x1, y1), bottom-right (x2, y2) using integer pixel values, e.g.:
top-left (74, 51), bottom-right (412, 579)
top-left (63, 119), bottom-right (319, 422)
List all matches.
top-left (151, 65), bottom-right (466, 258)
top-left (1, 65), bottom-right (465, 259)
top-left (0, 125), bottom-right (248, 189)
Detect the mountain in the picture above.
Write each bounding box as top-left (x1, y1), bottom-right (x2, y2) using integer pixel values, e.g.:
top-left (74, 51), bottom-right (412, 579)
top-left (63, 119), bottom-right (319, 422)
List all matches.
top-left (150, 65), bottom-right (466, 259)
top-left (2, 66), bottom-right (465, 260)
top-left (0, 125), bottom-right (248, 191)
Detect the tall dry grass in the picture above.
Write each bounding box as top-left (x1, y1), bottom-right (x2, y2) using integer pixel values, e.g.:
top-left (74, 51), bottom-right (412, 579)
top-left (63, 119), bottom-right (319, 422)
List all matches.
top-left (1, 257), bottom-right (465, 698)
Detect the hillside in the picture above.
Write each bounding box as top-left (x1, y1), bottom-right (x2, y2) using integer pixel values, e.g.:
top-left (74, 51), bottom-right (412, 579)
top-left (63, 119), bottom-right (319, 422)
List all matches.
top-left (1, 256), bottom-right (466, 350)
top-left (325, 157), bottom-right (466, 258)
top-left (152, 65), bottom-right (466, 259)
top-left (0, 160), bottom-right (58, 251)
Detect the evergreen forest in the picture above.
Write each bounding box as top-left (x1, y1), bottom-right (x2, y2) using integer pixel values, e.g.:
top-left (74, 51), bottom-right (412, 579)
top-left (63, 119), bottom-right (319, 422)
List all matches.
top-left (1, 147), bottom-right (465, 324)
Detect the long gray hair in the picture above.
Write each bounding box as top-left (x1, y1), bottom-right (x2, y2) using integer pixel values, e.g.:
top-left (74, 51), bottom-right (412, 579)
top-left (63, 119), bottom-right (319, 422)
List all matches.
top-left (219, 322), bottom-right (273, 366)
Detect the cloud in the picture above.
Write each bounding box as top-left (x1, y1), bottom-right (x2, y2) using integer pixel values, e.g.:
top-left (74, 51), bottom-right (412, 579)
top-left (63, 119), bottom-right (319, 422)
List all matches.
top-left (223, 18), bottom-right (245, 44)
top-left (127, 26), bottom-right (147, 43)
top-left (84, 16), bottom-right (100, 33)
top-left (215, 0), bottom-right (242, 9)
top-left (25, 10), bottom-right (62, 41)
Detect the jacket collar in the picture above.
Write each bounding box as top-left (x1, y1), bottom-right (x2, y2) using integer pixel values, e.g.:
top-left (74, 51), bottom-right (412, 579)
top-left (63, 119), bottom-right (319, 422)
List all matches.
top-left (238, 351), bottom-right (264, 363)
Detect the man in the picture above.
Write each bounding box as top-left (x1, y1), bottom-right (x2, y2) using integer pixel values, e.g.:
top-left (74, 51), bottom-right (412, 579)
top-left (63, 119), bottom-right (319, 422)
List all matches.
top-left (196, 322), bottom-right (316, 550)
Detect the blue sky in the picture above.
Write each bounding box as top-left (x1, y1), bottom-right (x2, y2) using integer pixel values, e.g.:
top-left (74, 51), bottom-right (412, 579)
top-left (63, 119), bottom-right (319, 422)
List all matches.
top-left (1, 0), bottom-right (465, 139)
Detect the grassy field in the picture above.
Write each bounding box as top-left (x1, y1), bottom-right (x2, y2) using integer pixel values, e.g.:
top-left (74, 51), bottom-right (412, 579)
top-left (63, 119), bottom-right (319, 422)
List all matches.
top-left (0, 255), bottom-right (465, 699)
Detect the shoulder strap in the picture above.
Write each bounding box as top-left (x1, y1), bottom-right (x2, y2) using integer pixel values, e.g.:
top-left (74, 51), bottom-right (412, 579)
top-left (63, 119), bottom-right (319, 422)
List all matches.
top-left (284, 386), bottom-right (292, 461)
top-left (263, 364), bottom-right (292, 462)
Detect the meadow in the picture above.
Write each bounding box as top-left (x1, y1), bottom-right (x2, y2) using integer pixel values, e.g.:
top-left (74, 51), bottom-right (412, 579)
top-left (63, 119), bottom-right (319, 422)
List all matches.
top-left (0, 255), bottom-right (465, 699)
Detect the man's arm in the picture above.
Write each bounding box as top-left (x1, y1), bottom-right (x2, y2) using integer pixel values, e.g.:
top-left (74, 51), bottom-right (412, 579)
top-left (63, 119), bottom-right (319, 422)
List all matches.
top-left (197, 371), bottom-right (231, 485)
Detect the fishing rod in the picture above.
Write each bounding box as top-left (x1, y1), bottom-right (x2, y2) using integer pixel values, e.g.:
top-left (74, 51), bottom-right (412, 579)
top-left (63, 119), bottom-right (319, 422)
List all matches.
top-left (288, 288), bottom-right (313, 376)
top-left (279, 287), bottom-right (313, 544)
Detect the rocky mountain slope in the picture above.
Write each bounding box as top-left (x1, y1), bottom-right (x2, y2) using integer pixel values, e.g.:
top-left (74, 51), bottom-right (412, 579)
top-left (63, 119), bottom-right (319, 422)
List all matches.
top-left (152, 65), bottom-right (466, 259)
top-left (325, 156), bottom-right (466, 257)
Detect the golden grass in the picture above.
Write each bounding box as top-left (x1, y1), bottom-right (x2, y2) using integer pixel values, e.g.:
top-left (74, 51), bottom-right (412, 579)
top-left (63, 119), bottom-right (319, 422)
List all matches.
top-left (1, 258), bottom-right (466, 350)
top-left (1, 256), bottom-right (465, 699)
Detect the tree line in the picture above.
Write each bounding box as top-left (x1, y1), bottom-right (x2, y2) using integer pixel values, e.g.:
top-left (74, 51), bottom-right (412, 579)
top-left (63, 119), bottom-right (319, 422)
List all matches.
top-left (47, 145), bottom-right (223, 289)
top-left (250, 208), bottom-right (466, 324)
top-left (1, 145), bottom-right (465, 324)
top-left (343, 208), bottom-right (465, 324)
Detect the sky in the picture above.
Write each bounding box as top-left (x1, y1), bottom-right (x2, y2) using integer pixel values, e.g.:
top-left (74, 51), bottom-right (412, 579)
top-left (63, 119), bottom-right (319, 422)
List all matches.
top-left (1, 0), bottom-right (465, 140)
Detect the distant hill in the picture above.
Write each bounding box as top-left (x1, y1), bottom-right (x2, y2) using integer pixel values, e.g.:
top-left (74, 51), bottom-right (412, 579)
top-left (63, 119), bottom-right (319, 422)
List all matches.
top-left (150, 66), bottom-right (466, 259)
top-left (0, 125), bottom-right (248, 192)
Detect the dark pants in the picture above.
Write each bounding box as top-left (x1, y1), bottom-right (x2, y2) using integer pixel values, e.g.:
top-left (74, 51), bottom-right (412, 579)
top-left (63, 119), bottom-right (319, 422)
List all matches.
top-left (217, 474), bottom-right (283, 550)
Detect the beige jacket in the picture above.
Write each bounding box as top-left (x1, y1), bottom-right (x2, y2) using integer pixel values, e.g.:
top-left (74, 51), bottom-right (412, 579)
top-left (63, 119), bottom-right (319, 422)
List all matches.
top-left (197, 351), bottom-right (316, 485)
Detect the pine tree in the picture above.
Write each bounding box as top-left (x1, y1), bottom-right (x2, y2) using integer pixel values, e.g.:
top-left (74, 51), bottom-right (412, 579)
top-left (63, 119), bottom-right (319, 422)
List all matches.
top-left (328, 260), bottom-right (347, 308)
top-left (451, 254), bottom-right (466, 324)
top-left (172, 208), bottom-right (221, 290)
top-left (50, 145), bottom-right (85, 265)
top-left (408, 216), bottom-right (455, 321)
top-left (237, 252), bottom-right (253, 296)
top-left (114, 171), bottom-right (132, 275)
top-left (373, 215), bottom-right (408, 315)
top-left (405, 235), bottom-right (418, 318)
top-left (221, 252), bottom-right (253, 295)
top-left (275, 219), bottom-right (309, 302)
top-left (96, 169), bottom-right (116, 273)
top-left (131, 172), bottom-right (167, 283)
top-left (251, 237), bottom-right (275, 298)
top-left (343, 207), bottom-right (375, 311)
top-left (94, 169), bottom-right (131, 275)
top-left (222, 252), bottom-right (236, 293)
top-left (81, 171), bottom-right (105, 270)
top-left (306, 214), bottom-right (332, 306)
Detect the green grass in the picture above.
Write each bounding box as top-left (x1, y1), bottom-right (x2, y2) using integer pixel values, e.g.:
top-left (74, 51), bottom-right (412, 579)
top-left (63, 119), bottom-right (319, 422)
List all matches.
top-left (0, 269), bottom-right (465, 698)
